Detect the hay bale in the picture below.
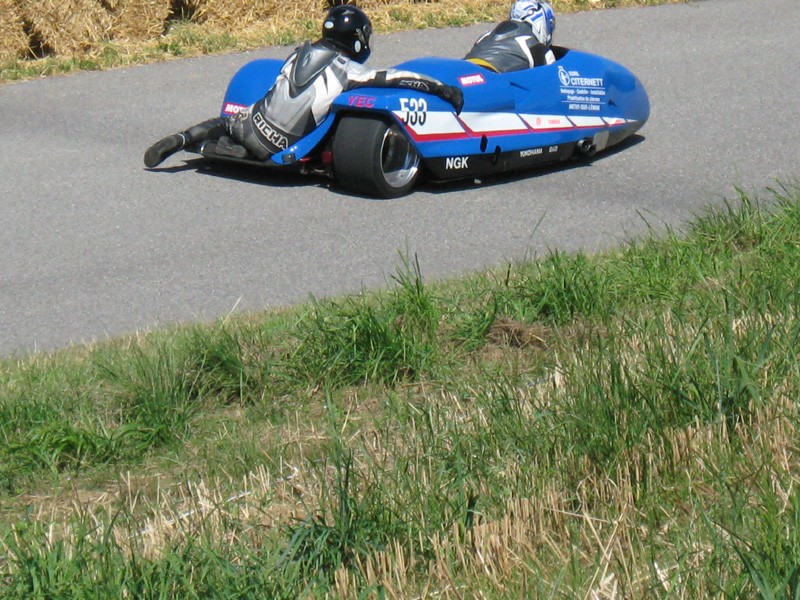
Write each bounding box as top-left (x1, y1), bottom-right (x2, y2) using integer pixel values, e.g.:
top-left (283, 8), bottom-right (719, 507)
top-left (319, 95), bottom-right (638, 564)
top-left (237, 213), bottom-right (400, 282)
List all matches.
top-left (108, 0), bottom-right (171, 42)
top-left (18, 0), bottom-right (112, 55)
top-left (186, 0), bottom-right (281, 30)
top-left (360, 0), bottom-right (433, 6)
top-left (0, 0), bottom-right (31, 60)
top-left (360, 0), bottom-right (402, 5)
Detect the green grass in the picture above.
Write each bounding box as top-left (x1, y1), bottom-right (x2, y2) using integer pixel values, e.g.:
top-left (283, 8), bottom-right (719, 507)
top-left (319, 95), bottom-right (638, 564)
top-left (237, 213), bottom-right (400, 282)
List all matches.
top-left (1, 183), bottom-right (800, 597)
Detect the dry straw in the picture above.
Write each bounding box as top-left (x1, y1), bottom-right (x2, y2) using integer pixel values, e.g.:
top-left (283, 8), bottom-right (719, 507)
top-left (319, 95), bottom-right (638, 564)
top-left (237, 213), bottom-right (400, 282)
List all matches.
top-left (1, 0), bottom-right (684, 64)
top-left (0, 0), bottom-right (30, 60)
top-left (183, 0), bottom-right (283, 30)
top-left (1, 0), bottom-right (499, 62)
top-left (106, 0), bottom-right (172, 43)
top-left (17, 0), bottom-right (112, 56)
top-left (185, 0), bottom-right (456, 32)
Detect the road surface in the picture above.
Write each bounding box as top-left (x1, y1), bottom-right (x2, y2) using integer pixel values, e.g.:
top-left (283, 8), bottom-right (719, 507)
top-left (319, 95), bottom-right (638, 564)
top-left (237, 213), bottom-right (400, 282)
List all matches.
top-left (1, 0), bottom-right (798, 356)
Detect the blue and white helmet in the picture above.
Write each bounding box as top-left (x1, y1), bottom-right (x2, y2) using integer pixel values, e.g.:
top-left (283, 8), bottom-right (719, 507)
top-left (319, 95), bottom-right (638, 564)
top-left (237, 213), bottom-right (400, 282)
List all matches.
top-left (509, 1), bottom-right (556, 46)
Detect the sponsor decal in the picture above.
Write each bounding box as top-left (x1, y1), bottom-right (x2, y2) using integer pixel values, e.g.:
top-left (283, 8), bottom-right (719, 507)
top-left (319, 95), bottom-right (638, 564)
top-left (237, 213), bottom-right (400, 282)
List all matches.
top-left (559, 66), bottom-right (605, 112)
top-left (558, 66), bottom-right (604, 88)
top-left (558, 66), bottom-right (571, 87)
top-left (253, 112), bottom-right (289, 150)
top-left (519, 148), bottom-right (543, 158)
top-left (458, 73), bottom-right (486, 86)
top-left (348, 95), bottom-right (376, 108)
top-left (445, 156), bottom-right (469, 169)
top-left (399, 79), bottom-right (431, 92)
top-left (223, 102), bottom-right (248, 115)
top-left (520, 114), bottom-right (572, 130)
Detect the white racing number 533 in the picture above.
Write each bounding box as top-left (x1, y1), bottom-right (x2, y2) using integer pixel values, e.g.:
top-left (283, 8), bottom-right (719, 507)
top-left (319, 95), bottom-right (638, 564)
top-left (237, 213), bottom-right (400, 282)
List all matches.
top-left (399, 97), bottom-right (428, 127)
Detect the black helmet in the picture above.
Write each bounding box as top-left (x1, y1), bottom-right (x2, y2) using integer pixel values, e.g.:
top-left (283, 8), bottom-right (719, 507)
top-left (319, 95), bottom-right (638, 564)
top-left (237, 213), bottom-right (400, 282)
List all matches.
top-left (322, 5), bottom-right (372, 63)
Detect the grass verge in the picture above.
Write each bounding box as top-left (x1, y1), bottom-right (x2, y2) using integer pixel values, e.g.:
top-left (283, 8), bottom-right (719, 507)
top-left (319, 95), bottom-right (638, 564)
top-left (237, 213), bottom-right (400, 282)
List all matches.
top-left (1, 182), bottom-right (799, 597)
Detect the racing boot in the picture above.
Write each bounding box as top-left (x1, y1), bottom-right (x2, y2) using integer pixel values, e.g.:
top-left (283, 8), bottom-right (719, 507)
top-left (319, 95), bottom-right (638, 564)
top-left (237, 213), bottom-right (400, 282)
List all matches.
top-left (144, 133), bottom-right (188, 168)
top-left (143, 118), bottom-right (229, 168)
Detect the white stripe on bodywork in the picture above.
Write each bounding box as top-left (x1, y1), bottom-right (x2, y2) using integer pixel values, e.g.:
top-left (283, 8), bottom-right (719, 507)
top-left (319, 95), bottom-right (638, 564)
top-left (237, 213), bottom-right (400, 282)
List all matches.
top-left (389, 112), bottom-right (632, 138)
top-left (459, 112), bottom-right (529, 133)
top-left (392, 111), bottom-right (465, 136)
top-left (568, 116), bottom-right (606, 128)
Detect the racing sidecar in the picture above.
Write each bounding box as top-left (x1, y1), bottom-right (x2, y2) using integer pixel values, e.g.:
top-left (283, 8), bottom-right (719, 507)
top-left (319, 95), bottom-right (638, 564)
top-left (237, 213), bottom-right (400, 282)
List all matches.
top-left (197, 45), bottom-right (650, 198)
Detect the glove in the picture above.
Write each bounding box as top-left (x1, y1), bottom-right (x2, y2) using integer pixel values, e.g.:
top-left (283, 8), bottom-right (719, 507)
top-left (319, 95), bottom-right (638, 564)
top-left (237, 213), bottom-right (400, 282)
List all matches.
top-left (438, 84), bottom-right (464, 114)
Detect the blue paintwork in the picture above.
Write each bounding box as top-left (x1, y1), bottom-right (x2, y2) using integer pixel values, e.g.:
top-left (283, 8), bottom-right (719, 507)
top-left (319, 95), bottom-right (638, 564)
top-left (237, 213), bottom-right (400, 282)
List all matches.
top-left (218, 47), bottom-right (649, 172)
top-left (220, 58), bottom-right (282, 113)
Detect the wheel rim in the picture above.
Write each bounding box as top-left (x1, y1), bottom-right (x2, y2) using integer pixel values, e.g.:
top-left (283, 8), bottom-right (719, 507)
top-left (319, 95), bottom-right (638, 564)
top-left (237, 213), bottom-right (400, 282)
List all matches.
top-left (380, 125), bottom-right (419, 189)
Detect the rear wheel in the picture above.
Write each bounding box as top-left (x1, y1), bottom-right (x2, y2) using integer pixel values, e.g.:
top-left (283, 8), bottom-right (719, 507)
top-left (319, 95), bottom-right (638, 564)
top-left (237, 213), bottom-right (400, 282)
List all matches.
top-left (333, 116), bottom-right (420, 198)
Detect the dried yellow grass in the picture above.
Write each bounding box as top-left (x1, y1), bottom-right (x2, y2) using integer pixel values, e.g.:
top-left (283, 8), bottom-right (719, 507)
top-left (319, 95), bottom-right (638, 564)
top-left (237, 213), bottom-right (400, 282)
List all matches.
top-left (184, 0), bottom-right (282, 30)
top-left (1, 0), bottom-right (684, 68)
top-left (107, 0), bottom-right (172, 43)
top-left (0, 0), bottom-right (30, 60)
top-left (7, 381), bottom-right (793, 598)
top-left (185, 0), bottom-right (492, 33)
top-left (18, 0), bottom-right (112, 55)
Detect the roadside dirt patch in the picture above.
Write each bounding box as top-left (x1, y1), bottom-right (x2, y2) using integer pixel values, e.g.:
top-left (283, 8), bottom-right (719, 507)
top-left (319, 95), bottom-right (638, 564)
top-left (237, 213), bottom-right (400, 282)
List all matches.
top-left (487, 317), bottom-right (552, 349)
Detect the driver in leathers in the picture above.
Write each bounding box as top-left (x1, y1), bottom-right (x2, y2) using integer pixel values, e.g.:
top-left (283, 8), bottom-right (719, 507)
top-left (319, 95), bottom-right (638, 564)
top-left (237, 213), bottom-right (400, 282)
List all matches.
top-left (144, 5), bottom-right (464, 168)
top-left (465, 1), bottom-right (556, 73)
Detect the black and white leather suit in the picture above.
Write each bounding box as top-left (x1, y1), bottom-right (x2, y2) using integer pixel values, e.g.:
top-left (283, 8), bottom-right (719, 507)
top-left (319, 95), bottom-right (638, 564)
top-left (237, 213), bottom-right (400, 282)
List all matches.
top-left (183, 39), bottom-right (462, 161)
top-left (464, 20), bottom-right (555, 73)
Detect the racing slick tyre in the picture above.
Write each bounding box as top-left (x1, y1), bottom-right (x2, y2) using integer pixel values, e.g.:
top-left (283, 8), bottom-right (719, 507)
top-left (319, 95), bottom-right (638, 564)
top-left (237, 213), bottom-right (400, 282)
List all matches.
top-left (333, 116), bottom-right (420, 199)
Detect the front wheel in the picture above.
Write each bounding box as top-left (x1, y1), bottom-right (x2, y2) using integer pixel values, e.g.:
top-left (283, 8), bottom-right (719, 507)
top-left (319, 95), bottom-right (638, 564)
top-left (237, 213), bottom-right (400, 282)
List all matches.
top-left (333, 116), bottom-right (420, 199)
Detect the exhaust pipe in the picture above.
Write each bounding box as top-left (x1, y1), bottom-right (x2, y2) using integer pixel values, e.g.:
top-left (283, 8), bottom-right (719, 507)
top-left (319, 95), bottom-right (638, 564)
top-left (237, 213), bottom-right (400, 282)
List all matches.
top-left (576, 138), bottom-right (597, 157)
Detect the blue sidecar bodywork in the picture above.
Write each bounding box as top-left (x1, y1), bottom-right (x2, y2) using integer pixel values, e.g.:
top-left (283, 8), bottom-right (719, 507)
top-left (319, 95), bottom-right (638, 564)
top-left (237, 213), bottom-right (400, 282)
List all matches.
top-left (200, 46), bottom-right (649, 197)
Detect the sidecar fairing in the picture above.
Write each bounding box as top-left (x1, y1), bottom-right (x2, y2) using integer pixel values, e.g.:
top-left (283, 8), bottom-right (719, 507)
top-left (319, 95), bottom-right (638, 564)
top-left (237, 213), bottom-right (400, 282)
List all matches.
top-left (199, 46), bottom-right (649, 198)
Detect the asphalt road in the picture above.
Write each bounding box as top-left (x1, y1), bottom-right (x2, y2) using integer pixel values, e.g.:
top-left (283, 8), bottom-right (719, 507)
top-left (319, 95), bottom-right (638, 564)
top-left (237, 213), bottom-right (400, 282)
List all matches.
top-left (1, 0), bottom-right (798, 357)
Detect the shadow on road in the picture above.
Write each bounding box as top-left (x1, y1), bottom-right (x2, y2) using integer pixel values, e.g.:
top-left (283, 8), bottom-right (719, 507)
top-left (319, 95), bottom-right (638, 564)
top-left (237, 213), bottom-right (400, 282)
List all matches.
top-left (144, 134), bottom-right (646, 200)
top-left (147, 157), bottom-right (327, 189)
top-left (417, 134), bottom-right (647, 196)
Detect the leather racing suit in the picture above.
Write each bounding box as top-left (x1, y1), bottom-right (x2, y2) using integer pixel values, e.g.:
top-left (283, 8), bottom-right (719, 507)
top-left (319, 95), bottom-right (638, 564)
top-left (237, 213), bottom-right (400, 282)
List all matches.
top-left (464, 20), bottom-right (555, 73)
top-left (178, 39), bottom-right (463, 162)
